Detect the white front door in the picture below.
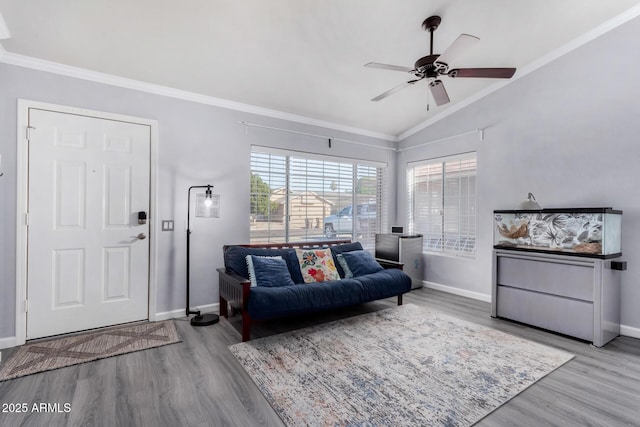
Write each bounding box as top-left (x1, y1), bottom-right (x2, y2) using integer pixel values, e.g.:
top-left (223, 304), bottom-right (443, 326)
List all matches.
top-left (26, 108), bottom-right (151, 339)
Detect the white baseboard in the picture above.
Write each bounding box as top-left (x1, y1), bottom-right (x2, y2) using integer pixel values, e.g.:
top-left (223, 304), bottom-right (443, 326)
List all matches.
top-left (155, 303), bottom-right (220, 322)
top-left (0, 336), bottom-right (18, 350)
top-left (620, 324), bottom-right (640, 340)
top-left (422, 281), bottom-right (492, 303)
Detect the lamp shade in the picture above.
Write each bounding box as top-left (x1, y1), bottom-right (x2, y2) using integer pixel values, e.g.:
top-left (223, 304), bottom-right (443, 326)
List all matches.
top-left (195, 193), bottom-right (220, 218)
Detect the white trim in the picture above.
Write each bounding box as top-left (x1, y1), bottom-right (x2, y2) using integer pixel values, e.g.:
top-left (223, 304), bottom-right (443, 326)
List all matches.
top-left (398, 4), bottom-right (640, 141)
top-left (0, 51), bottom-right (397, 142)
top-left (422, 280), bottom-right (491, 303)
top-left (148, 121), bottom-right (159, 321)
top-left (15, 100), bottom-right (159, 345)
top-left (155, 303), bottom-right (220, 322)
top-left (421, 251), bottom-right (476, 261)
top-left (15, 101), bottom-right (28, 347)
top-left (620, 324), bottom-right (640, 340)
top-left (0, 336), bottom-right (18, 350)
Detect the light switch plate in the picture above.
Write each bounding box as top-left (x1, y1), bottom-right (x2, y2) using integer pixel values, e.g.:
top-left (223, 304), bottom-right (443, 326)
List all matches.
top-left (161, 220), bottom-right (174, 231)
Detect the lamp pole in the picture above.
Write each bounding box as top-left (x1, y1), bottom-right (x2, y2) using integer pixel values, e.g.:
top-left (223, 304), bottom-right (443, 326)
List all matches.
top-left (186, 185), bottom-right (219, 326)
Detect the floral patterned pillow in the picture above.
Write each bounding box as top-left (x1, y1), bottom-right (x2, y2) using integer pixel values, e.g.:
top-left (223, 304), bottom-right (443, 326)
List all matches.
top-left (295, 248), bottom-right (340, 283)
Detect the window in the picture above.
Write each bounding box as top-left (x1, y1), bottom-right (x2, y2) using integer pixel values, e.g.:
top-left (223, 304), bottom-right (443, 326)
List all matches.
top-left (250, 148), bottom-right (386, 249)
top-left (407, 153), bottom-right (476, 256)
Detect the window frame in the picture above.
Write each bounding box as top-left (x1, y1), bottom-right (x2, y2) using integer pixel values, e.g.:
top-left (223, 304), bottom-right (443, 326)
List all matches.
top-left (407, 152), bottom-right (477, 258)
top-left (250, 146), bottom-right (387, 249)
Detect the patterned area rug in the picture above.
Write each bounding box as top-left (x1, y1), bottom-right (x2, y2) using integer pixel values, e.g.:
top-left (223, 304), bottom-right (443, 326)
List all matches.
top-left (0, 320), bottom-right (180, 382)
top-left (229, 304), bottom-right (574, 426)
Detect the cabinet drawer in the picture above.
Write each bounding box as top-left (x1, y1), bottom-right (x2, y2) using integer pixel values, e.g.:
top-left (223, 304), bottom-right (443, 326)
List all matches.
top-left (497, 286), bottom-right (594, 341)
top-left (497, 255), bottom-right (594, 301)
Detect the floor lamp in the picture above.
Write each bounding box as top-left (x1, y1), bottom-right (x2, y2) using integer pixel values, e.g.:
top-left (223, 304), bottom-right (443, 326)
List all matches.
top-left (186, 184), bottom-right (220, 326)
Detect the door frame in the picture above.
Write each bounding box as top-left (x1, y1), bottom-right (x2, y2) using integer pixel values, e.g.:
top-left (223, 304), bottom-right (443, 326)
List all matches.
top-left (15, 99), bottom-right (159, 345)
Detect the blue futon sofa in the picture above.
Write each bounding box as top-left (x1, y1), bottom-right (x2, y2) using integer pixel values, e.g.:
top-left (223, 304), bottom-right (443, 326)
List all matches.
top-left (217, 240), bottom-right (412, 341)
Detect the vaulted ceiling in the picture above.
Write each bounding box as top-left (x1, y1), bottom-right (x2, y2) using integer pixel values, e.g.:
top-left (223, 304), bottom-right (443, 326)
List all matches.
top-left (1, 1), bottom-right (639, 139)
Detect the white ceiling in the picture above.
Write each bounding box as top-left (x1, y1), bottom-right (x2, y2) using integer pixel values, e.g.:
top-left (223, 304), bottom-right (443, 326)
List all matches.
top-left (1, 1), bottom-right (640, 139)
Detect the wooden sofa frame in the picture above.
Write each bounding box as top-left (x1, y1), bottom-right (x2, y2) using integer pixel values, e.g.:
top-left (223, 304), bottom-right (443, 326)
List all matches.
top-left (217, 240), bottom-right (405, 342)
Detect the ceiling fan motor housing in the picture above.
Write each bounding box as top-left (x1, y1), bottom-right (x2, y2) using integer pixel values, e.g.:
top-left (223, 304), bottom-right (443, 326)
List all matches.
top-left (415, 16), bottom-right (444, 78)
top-left (414, 54), bottom-right (440, 77)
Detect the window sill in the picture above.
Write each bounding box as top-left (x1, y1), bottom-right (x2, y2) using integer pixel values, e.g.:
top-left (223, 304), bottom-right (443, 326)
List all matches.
top-left (423, 251), bottom-right (476, 261)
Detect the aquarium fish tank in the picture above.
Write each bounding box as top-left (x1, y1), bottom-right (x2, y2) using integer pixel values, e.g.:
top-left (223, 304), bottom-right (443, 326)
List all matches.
top-left (493, 208), bottom-right (622, 258)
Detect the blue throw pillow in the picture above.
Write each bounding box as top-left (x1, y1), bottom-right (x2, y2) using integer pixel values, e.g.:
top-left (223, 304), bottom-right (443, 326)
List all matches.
top-left (338, 250), bottom-right (383, 278)
top-left (246, 255), bottom-right (295, 287)
top-left (330, 242), bottom-right (364, 278)
top-left (225, 246), bottom-right (304, 284)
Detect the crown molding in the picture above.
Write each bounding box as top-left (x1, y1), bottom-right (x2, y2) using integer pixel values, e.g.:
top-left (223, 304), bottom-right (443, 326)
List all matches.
top-left (0, 50), bottom-right (398, 142)
top-left (398, 3), bottom-right (640, 142)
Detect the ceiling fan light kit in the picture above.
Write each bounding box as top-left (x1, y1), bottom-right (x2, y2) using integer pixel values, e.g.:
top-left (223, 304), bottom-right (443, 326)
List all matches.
top-left (366, 15), bottom-right (517, 106)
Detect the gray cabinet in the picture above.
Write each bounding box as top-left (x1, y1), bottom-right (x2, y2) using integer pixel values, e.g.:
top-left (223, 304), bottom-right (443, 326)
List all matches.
top-left (492, 249), bottom-right (621, 347)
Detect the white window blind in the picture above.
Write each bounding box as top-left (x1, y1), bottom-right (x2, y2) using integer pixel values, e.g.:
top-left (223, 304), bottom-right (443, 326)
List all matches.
top-left (250, 148), bottom-right (386, 249)
top-left (407, 153), bottom-right (476, 256)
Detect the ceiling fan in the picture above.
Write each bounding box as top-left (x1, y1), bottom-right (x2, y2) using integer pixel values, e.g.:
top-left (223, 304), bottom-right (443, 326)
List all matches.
top-left (365, 15), bottom-right (516, 107)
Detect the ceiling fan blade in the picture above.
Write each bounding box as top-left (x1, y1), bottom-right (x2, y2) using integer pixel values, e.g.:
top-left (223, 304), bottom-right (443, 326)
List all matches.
top-left (434, 34), bottom-right (480, 70)
top-left (371, 79), bottom-right (420, 102)
top-left (448, 68), bottom-right (516, 78)
top-left (364, 62), bottom-right (414, 73)
top-left (428, 80), bottom-right (450, 106)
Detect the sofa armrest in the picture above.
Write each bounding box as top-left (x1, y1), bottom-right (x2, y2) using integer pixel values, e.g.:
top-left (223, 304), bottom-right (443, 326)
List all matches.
top-left (217, 268), bottom-right (251, 311)
top-left (217, 268), bottom-right (253, 341)
top-left (217, 268), bottom-right (250, 286)
top-left (376, 258), bottom-right (404, 270)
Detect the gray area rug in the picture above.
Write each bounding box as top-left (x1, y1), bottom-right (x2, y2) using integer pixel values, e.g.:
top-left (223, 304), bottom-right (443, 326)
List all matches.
top-left (229, 304), bottom-right (574, 426)
top-left (0, 320), bottom-right (180, 382)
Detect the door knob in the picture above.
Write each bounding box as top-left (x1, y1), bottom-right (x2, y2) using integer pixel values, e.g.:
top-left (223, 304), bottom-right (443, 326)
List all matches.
top-left (136, 233), bottom-right (146, 240)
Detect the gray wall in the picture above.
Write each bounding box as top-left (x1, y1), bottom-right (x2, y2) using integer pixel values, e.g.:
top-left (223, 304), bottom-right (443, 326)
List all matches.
top-left (397, 15), bottom-right (640, 331)
top-left (0, 63), bottom-right (396, 340)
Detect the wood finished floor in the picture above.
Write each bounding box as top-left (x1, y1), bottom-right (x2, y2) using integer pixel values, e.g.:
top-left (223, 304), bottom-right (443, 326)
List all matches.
top-left (1, 288), bottom-right (639, 426)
